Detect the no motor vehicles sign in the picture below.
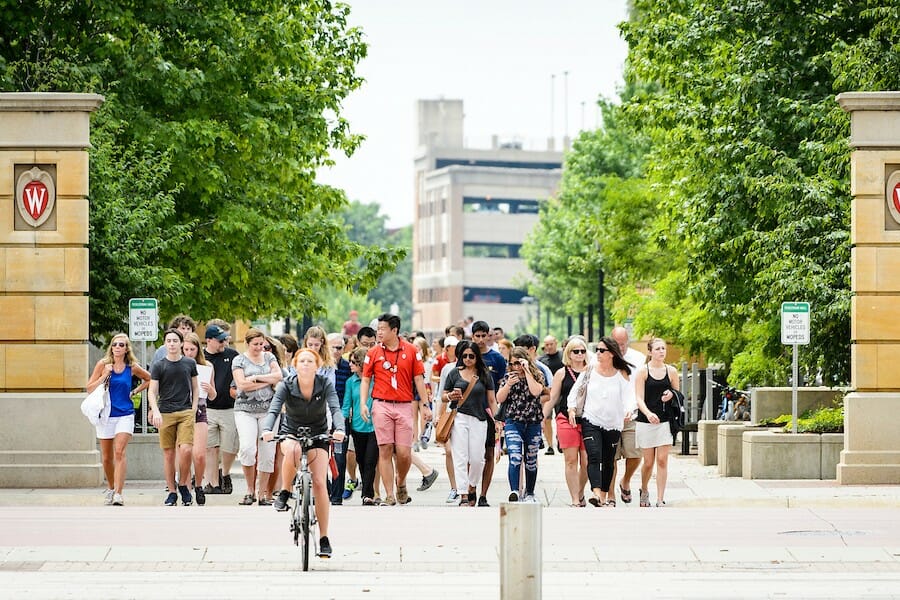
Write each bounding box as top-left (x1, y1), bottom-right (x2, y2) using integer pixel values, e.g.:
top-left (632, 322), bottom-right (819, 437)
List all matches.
top-left (781, 302), bottom-right (810, 345)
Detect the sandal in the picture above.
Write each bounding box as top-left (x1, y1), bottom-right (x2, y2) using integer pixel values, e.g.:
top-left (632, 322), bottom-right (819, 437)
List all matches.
top-left (602, 499), bottom-right (616, 507)
top-left (639, 489), bottom-right (650, 508)
top-left (578, 497), bottom-right (586, 508)
top-left (588, 496), bottom-right (601, 507)
top-left (362, 497), bottom-right (375, 506)
top-left (239, 494), bottom-right (256, 506)
top-left (258, 497), bottom-right (272, 506)
top-left (619, 485), bottom-right (632, 504)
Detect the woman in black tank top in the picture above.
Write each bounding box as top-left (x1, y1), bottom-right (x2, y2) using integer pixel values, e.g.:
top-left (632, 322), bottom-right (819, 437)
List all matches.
top-left (633, 338), bottom-right (681, 507)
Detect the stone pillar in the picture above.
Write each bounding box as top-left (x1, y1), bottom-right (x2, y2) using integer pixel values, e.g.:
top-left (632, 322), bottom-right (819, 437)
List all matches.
top-left (0, 92), bottom-right (104, 487)
top-left (836, 92), bottom-right (900, 484)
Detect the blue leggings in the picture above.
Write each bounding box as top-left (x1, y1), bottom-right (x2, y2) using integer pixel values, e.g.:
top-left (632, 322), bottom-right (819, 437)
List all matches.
top-left (503, 421), bottom-right (542, 496)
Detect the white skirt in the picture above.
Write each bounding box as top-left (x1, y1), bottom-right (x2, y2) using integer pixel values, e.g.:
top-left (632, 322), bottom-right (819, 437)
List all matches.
top-left (635, 421), bottom-right (672, 449)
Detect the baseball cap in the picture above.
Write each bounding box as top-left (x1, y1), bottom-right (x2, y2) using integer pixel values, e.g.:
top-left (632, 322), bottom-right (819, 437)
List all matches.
top-left (444, 336), bottom-right (459, 347)
top-left (205, 325), bottom-right (228, 341)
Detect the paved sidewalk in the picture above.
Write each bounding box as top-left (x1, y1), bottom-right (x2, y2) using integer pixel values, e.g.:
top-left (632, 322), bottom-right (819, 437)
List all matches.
top-left (1, 444), bottom-right (898, 599)
top-left (1, 444), bottom-right (897, 508)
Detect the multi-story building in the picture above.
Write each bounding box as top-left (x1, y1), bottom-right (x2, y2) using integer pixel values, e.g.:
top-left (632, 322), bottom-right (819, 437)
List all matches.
top-left (412, 99), bottom-right (563, 337)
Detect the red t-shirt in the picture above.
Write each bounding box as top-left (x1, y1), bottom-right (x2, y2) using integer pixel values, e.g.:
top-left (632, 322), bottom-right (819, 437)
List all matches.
top-left (362, 339), bottom-right (424, 401)
top-left (432, 354), bottom-right (449, 380)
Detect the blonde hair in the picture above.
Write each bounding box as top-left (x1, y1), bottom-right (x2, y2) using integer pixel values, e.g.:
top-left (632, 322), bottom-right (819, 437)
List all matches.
top-left (562, 336), bottom-right (588, 367)
top-left (413, 337), bottom-right (431, 360)
top-left (183, 332), bottom-right (207, 366)
top-left (303, 326), bottom-right (334, 368)
top-left (103, 333), bottom-right (137, 366)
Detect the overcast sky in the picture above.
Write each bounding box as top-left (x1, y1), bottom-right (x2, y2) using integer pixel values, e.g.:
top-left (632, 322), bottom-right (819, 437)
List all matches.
top-left (317, 0), bottom-right (630, 227)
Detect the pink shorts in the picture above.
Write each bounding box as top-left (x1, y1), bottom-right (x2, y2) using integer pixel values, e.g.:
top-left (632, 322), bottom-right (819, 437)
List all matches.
top-left (372, 399), bottom-right (414, 447)
top-left (556, 412), bottom-right (585, 450)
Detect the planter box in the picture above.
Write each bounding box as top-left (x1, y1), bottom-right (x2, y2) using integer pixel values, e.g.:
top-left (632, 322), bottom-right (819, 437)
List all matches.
top-left (717, 424), bottom-right (748, 477)
top-left (116, 433), bottom-right (164, 480)
top-left (750, 387), bottom-right (845, 425)
top-left (698, 420), bottom-right (734, 466)
top-left (742, 430), bottom-right (845, 480)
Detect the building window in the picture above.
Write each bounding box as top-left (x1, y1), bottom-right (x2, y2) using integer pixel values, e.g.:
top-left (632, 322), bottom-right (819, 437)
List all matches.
top-left (435, 158), bottom-right (561, 170)
top-left (463, 242), bottom-right (521, 258)
top-left (462, 287), bottom-right (527, 304)
top-left (462, 196), bottom-right (540, 214)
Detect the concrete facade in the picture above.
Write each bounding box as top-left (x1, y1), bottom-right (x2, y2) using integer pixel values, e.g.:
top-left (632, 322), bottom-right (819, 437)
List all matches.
top-left (749, 387), bottom-right (845, 424)
top-left (836, 92), bottom-right (900, 484)
top-left (412, 99), bottom-right (563, 337)
top-left (0, 93), bottom-right (104, 487)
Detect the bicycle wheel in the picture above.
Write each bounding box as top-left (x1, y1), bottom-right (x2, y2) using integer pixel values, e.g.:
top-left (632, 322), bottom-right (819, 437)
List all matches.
top-left (300, 471), bottom-right (311, 571)
top-left (291, 479), bottom-right (301, 546)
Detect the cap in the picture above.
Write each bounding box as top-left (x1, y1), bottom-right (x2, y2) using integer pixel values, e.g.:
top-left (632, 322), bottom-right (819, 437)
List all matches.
top-left (444, 335), bottom-right (459, 347)
top-left (205, 325), bottom-right (228, 341)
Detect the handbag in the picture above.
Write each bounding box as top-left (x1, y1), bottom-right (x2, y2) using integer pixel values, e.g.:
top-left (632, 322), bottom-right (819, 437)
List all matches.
top-left (668, 389), bottom-right (686, 436)
top-left (80, 376), bottom-right (111, 426)
top-left (568, 364), bottom-right (593, 418)
top-left (435, 377), bottom-right (475, 444)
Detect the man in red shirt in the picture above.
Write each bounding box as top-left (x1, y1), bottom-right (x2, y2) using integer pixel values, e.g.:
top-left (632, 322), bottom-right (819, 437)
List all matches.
top-left (360, 314), bottom-right (433, 505)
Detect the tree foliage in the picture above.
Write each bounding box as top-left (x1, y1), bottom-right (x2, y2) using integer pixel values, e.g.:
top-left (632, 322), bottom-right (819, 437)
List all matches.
top-left (523, 1), bottom-right (900, 387)
top-left (0, 0), bottom-right (404, 340)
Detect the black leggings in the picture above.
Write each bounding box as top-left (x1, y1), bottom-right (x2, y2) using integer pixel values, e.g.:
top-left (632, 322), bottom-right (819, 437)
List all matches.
top-left (351, 430), bottom-right (379, 500)
top-left (581, 421), bottom-right (621, 493)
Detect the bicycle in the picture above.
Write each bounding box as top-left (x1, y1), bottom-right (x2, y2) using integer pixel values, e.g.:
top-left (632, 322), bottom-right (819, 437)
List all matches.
top-left (272, 428), bottom-right (333, 571)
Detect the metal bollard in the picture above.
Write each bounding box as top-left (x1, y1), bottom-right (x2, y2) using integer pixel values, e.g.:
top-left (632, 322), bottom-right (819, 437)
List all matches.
top-left (500, 501), bottom-right (541, 600)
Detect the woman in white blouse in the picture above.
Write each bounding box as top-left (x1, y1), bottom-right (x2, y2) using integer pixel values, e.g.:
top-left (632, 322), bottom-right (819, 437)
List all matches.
top-left (567, 336), bottom-right (635, 507)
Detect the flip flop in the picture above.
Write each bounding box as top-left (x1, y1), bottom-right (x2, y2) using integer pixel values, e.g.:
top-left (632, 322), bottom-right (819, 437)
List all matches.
top-left (588, 497), bottom-right (601, 507)
top-left (619, 485), bottom-right (632, 503)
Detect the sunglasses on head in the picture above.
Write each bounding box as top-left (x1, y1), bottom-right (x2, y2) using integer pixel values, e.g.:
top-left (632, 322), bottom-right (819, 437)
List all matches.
top-left (571, 348), bottom-right (587, 355)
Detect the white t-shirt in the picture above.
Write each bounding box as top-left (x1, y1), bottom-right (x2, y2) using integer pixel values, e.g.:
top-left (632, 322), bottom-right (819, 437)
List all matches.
top-left (622, 348), bottom-right (646, 391)
top-left (582, 370), bottom-right (634, 431)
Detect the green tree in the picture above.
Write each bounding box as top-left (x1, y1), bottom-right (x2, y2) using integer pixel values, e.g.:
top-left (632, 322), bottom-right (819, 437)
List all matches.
top-left (0, 0), bottom-right (403, 339)
top-left (618, 0), bottom-right (860, 385)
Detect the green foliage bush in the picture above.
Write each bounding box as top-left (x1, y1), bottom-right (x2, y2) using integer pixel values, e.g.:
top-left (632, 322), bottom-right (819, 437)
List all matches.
top-left (759, 402), bottom-right (844, 434)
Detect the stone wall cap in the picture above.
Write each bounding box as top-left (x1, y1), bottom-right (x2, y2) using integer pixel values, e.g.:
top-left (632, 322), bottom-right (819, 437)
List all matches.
top-left (837, 91), bottom-right (900, 112)
top-left (0, 93), bottom-right (104, 112)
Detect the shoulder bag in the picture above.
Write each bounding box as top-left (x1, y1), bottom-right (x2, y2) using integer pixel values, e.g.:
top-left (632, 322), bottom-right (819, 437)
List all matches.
top-left (81, 375), bottom-right (111, 426)
top-left (435, 376), bottom-right (475, 444)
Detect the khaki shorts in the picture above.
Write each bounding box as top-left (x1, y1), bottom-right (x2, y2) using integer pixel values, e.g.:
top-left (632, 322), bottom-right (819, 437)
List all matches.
top-left (159, 409), bottom-right (195, 449)
top-left (615, 419), bottom-right (641, 460)
top-left (207, 407), bottom-right (239, 454)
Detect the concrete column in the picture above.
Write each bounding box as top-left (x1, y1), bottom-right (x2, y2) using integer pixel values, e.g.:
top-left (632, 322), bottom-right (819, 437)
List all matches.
top-left (835, 92), bottom-right (900, 484)
top-left (500, 502), bottom-right (541, 600)
top-left (0, 92), bottom-right (104, 487)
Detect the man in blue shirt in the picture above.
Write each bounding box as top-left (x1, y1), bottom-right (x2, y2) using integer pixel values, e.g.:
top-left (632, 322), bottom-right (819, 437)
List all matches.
top-left (471, 320), bottom-right (506, 507)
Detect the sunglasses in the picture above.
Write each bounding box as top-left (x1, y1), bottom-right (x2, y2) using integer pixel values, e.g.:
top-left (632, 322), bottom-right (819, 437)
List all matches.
top-left (111, 342), bottom-right (127, 348)
top-left (331, 346), bottom-right (344, 350)
top-left (461, 353), bottom-right (477, 359)
top-left (263, 345), bottom-right (272, 351)
top-left (596, 347), bottom-right (609, 354)
top-left (571, 348), bottom-right (587, 355)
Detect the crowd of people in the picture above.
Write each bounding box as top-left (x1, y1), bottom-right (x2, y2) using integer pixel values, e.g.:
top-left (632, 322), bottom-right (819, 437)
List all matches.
top-left (86, 311), bottom-right (683, 558)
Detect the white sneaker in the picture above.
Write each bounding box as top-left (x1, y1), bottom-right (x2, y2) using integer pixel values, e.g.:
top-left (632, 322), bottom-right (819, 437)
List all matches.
top-left (112, 493), bottom-right (124, 506)
top-left (103, 489), bottom-right (114, 506)
top-left (522, 494), bottom-right (539, 504)
top-left (446, 489), bottom-right (459, 503)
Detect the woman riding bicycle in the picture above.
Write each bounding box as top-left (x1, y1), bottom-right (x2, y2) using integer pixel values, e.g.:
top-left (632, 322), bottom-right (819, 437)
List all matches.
top-left (262, 348), bottom-right (345, 558)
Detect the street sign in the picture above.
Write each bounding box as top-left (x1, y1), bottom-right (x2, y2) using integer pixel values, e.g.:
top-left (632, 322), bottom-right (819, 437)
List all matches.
top-left (129, 298), bottom-right (159, 341)
top-left (781, 302), bottom-right (810, 345)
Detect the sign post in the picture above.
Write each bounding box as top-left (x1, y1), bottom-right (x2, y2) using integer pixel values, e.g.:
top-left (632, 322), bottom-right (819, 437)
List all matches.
top-left (781, 302), bottom-right (810, 434)
top-left (129, 298), bottom-right (159, 341)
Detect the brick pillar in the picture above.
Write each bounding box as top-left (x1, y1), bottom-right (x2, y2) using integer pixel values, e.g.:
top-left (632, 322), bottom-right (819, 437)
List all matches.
top-left (836, 92), bottom-right (900, 484)
top-left (0, 93), bottom-right (104, 487)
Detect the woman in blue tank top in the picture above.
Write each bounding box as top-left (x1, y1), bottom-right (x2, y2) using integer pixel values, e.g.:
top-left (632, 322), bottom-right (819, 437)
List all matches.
top-left (86, 333), bottom-right (151, 506)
